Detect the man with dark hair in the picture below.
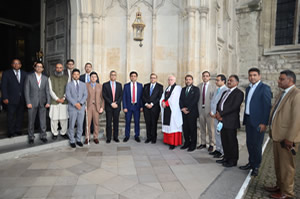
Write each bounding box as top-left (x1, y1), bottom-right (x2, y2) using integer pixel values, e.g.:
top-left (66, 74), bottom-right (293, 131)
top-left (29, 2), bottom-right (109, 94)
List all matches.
top-left (79, 62), bottom-right (99, 83)
top-left (25, 62), bottom-right (50, 144)
top-left (65, 59), bottom-right (75, 82)
top-left (123, 71), bottom-right (143, 142)
top-left (85, 72), bottom-right (104, 144)
top-left (264, 70), bottom-right (300, 199)
top-left (215, 75), bottom-right (244, 167)
top-left (209, 74), bottom-right (227, 158)
top-left (239, 67), bottom-right (272, 177)
top-left (142, 73), bottom-right (163, 144)
top-left (66, 69), bottom-right (88, 148)
top-left (180, 75), bottom-right (200, 152)
top-left (197, 71), bottom-right (216, 152)
top-left (1, 59), bottom-right (27, 138)
top-left (48, 63), bottom-right (69, 140)
top-left (102, 70), bottom-right (123, 143)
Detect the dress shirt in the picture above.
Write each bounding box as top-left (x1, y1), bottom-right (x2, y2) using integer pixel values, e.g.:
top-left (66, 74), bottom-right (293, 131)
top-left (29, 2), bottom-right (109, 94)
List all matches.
top-left (220, 86), bottom-right (237, 111)
top-left (245, 80), bottom-right (261, 115)
top-left (73, 80), bottom-right (80, 87)
top-left (35, 72), bottom-right (42, 88)
top-left (85, 73), bottom-right (91, 83)
top-left (130, 81), bottom-right (138, 103)
top-left (145, 83), bottom-right (156, 106)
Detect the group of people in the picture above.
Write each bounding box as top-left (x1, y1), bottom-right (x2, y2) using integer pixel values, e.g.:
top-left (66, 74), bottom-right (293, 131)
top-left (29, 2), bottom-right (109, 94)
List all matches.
top-left (1, 58), bottom-right (300, 199)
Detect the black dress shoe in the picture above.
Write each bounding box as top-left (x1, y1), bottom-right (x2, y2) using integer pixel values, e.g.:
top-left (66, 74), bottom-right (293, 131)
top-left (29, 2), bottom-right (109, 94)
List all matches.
top-left (8, 134), bottom-right (15, 138)
top-left (61, 134), bottom-right (69, 139)
top-left (28, 139), bottom-right (34, 144)
top-left (76, 141), bottom-right (83, 147)
top-left (151, 140), bottom-right (156, 144)
top-left (180, 145), bottom-right (189, 150)
top-left (52, 135), bottom-right (58, 140)
top-left (197, 144), bottom-right (206, 150)
top-left (216, 158), bottom-right (227, 164)
top-left (223, 162), bottom-right (237, 167)
top-left (106, 140), bottom-right (111, 144)
top-left (135, 136), bottom-right (141, 143)
top-left (213, 152), bottom-right (223, 159)
top-left (239, 163), bottom-right (252, 170)
top-left (145, 139), bottom-right (151, 143)
top-left (114, 138), bottom-right (120, 143)
top-left (251, 168), bottom-right (259, 177)
top-left (169, 145), bottom-right (175, 150)
top-left (123, 137), bottom-right (129, 142)
top-left (187, 148), bottom-right (196, 152)
top-left (41, 138), bottom-right (48, 143)
top-left (209, 151), bottom-right (217, 155)
top-left (70, 143), bottom-right (76, 148)
top-left (208, 145), bottom-right (214, 152)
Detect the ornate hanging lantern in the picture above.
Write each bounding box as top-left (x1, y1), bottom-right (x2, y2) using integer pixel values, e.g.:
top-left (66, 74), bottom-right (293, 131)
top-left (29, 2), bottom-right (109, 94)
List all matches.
top-left (132, 8), bottom-right (145, 47)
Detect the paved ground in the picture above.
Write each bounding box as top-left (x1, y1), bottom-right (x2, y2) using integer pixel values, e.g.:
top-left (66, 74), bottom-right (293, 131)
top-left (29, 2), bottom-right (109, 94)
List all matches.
top-left (244, 141), bottom-right (300, 199)
top-left (0, 131), bottom-right (249, 199)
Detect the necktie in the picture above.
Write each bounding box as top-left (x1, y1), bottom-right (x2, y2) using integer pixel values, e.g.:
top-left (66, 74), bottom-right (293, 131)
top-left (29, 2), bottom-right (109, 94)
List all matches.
top-left (217, 87), bottom-right (220, 95)
top-left (202, 83), bottom-right (206, 105)
top-left (185, 87), bottom-right (189, 96)
top-left (112, 82), bottom-right (115, 102)
top-left (150, 84), bottom-right (154, 96)
top-left (87, 75), bottom-right (90, 83)
top-left (219, 89), bottom-right (231, 111)
top-left (16, 70), bottom-right (20, 83)
top-left (132, 83), bottom-right (136, 103)
top-left (269, 91), bottom-right (285, 125)
top-left (76, 81), bottom-right (79, 93)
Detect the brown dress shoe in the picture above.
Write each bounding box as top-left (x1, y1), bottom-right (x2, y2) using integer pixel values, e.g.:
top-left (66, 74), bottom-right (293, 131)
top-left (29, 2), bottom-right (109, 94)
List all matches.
top-left (94, 139), bottom-right (99, 144)
top-left (84, 139), bottom-right (89, 144)
top-left (264, 185), bottom-right (280, 193)
top-left (270, 193), bottom-right (293, 199)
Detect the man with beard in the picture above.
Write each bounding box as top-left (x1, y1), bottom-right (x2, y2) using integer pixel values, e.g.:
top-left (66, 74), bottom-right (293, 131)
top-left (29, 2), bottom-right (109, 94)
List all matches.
top-left (48, 63), bottom-right (69, 140)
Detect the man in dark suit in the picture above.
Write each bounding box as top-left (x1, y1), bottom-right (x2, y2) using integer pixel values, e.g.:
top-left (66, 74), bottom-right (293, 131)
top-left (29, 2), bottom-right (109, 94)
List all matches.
top-left (79, 62), bottom-right (99, 83)
top-left (24, 62), bottom-right (51, 144)
top-left (215, 75), bottom-right (244, 167)
top-left (102, 70), bottom-right (123, 143)
top-left (179, 74), bottom-right (200, 152)
top-left (1, 59), bottom-right (27, 138)
top-left (239, 68), bottom-right (272, 176)
top-left (123, 71), bottom-right (143, 142)
top-left (142, 73), bottom-right (163, 144)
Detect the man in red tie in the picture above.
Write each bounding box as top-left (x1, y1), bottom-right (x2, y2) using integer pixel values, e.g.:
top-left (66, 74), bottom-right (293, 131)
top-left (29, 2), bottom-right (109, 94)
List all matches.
top-left (123, 71), bottom-right (143, 142)
top-left (102, 70), bottom-right (123, 143)
top-left (197, 71), bottom-right (216, 152)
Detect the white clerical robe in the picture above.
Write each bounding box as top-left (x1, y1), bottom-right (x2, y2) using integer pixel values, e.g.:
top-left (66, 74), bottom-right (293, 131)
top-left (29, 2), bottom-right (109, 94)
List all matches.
top-left (160, 85), bottom-right (183, 133)
top-left (48, 78), bottom-right (68, 120)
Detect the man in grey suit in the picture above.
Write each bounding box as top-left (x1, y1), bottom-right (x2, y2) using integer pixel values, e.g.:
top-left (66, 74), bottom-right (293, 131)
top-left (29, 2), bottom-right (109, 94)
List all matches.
top-left (197, 71), bottom-right (216, 152)
top-left (66, 69), bottom-right (88, 148)
top-left (24, 62), bottom-right (50, 144)
top-left (209, 74), bottom-right (228, 158)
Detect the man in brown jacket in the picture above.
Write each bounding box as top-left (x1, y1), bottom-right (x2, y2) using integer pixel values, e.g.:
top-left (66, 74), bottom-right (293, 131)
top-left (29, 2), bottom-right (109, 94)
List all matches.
top-left (85, 72), bottom-right (104, 144)
top-left (264, 70), bottom-right (300, 199)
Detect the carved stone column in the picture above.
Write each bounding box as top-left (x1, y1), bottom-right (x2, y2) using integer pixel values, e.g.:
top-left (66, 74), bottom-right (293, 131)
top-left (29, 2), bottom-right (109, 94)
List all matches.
top-left (92, 15), bottom-right (101, 73)
top-left (187, 8), bottom-right (197, 74)
top-left (80, 13), bottom-right (89, 69)
top-left (199, 7), bottom-right (209, 73)
top-left (151, 14), bottom-right (157, 73)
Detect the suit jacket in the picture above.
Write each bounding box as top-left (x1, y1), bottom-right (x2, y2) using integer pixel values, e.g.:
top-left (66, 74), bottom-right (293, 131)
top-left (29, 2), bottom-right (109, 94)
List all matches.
top-left (270, 86), bottom-right (300, 143)
top-left (64, 68), bottom-right (72, 82)
top-left (217, 88), bottom-right (244, 129)
top-left (24, 73), bottom-right (50, 107)
top-left (123, 82), bottom-right (143, 110)
top-left (102, 81), bottom-right (123, 111)
top-left (243, 82), bottom-right (272, 127)
top-left (198, 81), bottom-right (216, 114)
top-left (142, 82), bottom-right (163, 110)
top-left (210, 85), bottom-right (228, 115)
top-left (79, 73), bottom-right (99, 83)
top-left (66, 80), bottom-right (88, 111)
top-left (86, 82), bottom-right (104, 113)
top-left (1, 69), bottom-right (27, 105)
top-left (179, 85), bottom-right (200, 117)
